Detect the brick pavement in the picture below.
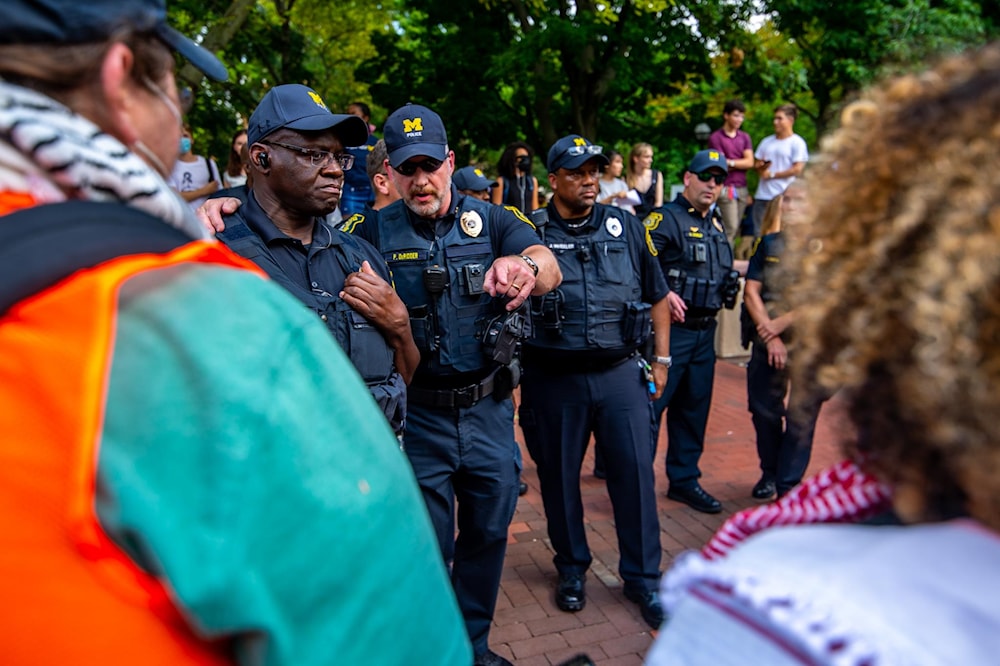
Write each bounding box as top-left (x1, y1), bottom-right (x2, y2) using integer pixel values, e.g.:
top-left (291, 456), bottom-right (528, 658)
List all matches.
top-left (490, 357), bottom-right (844, 665)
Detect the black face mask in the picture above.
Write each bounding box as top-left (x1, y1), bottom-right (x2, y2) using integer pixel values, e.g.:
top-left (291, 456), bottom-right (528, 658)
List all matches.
top-left (516, 156), bottom-right (531, 171)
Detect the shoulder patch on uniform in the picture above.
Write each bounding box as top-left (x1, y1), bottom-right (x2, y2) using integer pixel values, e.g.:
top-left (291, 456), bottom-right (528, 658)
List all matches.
top-left (339, 212), bottom-right (366, 234)
top-left (643, 212), bottom-right (662, 230)
top-left (503, 205), bottom-right (534, 228)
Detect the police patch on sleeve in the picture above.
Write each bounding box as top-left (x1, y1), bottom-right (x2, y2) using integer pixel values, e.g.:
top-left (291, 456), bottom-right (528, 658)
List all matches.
top-left (460, 210), bottom-right (483, 237)
top-left (643, 212), bottom-right (662, 230)
top-left (606, 217), bottom-right (623, 237)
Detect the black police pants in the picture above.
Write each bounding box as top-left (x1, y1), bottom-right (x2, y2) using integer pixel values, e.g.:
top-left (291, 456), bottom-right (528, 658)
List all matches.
top-left (653, 322), bottom-right (717, 488)
top-left (520, 357), bottom-right (661, 593)
top-left (746, 340), bottom-right (826, 495)
top-left (402, 397), bottom-right (520, 655)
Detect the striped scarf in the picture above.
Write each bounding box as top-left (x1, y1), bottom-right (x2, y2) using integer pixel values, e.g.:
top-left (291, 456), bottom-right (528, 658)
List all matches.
top-left (702, 459), bottom-right (894, 560)
top-left (0, 80), bottom-right (208, 239)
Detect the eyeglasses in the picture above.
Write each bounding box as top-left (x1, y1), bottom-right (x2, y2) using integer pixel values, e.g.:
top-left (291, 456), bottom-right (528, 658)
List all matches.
top-left (261, 141), bottom-right (354, 170)
top-left (694, 171), bottom-right (726, 185)
top-left (394, 157), bottom-right (445, 177)
top-left (564, 144), bottom-right (603, 157)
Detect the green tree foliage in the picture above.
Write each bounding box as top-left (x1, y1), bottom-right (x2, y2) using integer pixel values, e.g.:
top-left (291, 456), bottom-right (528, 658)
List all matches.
top-left (763, 0), bottom-right (989, 131)
top-left (168, 0), bottom-right (997, 183)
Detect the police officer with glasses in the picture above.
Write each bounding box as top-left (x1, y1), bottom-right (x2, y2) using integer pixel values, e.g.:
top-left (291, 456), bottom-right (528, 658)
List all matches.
top-left (211, 84), bottom-right (418, 437)
top-left (644, 150), bottom-right (748, 514)
top-left (520, 135), bottom-right (672, 630)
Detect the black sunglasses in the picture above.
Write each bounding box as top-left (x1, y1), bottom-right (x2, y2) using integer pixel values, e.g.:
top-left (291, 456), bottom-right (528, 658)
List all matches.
top-left (694, 171), bottom-right (726, 185)
top-left (395, 157), bottom-right (445, 177)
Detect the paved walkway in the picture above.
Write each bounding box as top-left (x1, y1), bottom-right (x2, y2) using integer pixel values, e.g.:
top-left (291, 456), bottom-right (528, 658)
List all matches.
top-left (490, 357), bottom-right (843, 665)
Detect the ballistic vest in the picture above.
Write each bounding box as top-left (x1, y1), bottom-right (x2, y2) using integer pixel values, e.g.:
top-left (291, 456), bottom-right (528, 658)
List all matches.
top-left (376, 195), bottom-right (501, 375)
top-left (652, 201), bottom-right (734, 311)
top-left (528, 206), bottom-right (646, 352)
top-left (218, 216), bottom-right (395, 387)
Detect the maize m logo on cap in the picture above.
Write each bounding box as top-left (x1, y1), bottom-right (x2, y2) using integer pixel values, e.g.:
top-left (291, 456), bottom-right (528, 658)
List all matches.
top-left (403, 118), bottom-right (424, 136)
top-left (573, 137), bottom-right (587, 147)
top-left (708, 150), bottom-right (720, 160)
top-left (307, 91), bottom-right (329, 110)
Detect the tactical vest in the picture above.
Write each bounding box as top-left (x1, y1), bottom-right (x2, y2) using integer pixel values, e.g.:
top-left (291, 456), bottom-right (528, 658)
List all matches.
top-left (376, 196), bottom-right (501, 375)
top-left (657, 202), bottom-right (734, 311)
top-left (528, 206), bottom-right (648, 351)
top-left (217, 217), bottom-right (395, 386)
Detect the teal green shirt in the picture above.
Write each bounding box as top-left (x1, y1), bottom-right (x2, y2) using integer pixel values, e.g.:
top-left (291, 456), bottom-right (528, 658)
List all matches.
top-left (97, 263), bottom-right (470, 665)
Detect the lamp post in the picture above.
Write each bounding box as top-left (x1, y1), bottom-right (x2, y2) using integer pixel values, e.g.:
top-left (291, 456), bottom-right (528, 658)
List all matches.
top-left (694, 122), bottom-right (712, 145)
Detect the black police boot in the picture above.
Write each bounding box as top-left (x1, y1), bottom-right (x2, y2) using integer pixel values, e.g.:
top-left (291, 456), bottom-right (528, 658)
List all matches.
top-left (473, 649), bottom-right (514, 666)
top-left (666, 483), bottom-right (722, 513)
top-left (752, 477), bottom-right (776, 500)
top-left (623, 587), bottom-right (665, 629)
top-left (518, 477), bottom-right (528, 496)
top-left (556, 573), bottom-right (586, 612)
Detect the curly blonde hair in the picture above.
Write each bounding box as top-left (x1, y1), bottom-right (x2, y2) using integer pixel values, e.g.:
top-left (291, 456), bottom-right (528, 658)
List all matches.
top-left (785, 43), bottom-right (1000, 530)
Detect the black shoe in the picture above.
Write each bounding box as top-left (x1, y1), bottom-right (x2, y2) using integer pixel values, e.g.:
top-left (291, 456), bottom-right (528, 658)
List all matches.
top-left (556, 573), bottom-right (586, 612)
top-left (593, 467), bottom-right (607, 480)
top-left (623, 587), bottom-right (665, 629)
top-left (752, 477), bottom-right (776, 500)
top-left (474, 649), bottom-right (514, 666)
top-left (667, 484), bottom-right (722, 513)
top-left (518, 480), bottom-right (529, 496)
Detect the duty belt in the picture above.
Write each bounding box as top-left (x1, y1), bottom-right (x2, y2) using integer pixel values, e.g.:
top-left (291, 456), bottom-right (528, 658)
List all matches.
top-left (409, 368), bottom-right (499, 409)
top-left (674, 314), bottom-right (718, 330)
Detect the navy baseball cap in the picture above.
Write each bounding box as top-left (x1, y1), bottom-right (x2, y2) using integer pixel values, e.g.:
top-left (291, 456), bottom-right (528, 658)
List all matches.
top-left (453, 166), bottom-right (497, 192)
top-left (248, 84), bottom-right (369, 147)
top-left (547, 135), bottom-right (610, 173)
top-left (688, 149), bottom-right (729, 174)
top-left (383, 104), bottom-right (448, 168)
top-left (2, 0), bottom-right (228, 82)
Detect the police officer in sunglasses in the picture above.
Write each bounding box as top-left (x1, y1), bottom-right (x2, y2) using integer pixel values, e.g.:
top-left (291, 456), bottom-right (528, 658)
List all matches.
top-left (642, 150), bottom-right (748, 514)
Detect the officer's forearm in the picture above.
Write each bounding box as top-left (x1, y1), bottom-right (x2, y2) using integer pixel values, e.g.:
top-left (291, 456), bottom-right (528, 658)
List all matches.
top-left (385, 324), bottom-right (420, 384)
top-left (651, 296), bottom-right (671, 357)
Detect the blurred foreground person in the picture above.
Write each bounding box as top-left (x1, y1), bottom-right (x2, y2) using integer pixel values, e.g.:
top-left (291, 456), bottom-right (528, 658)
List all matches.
top-left (647, 44), bottom-right (1000, 665)
top-left (0, 1), bottom-right (469, 663)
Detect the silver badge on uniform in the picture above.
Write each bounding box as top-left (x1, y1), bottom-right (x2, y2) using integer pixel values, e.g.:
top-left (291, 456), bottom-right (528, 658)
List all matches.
top-left (606, 217), bottom-right (623, 237)
top-left (460, 210), bottom-right (483, 237)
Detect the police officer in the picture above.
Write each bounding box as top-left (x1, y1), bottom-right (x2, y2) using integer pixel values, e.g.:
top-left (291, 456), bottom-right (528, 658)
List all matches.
top-left (644, 149), bottom-right (748, 513)
top-left (214, 84), bottom-right (418, 436)
top-left (453, 165), bottom-right (497, 201)
top-left (519, 135), bottom-right (671, 630)
top-left (344, 104), bottom-right (561, 666)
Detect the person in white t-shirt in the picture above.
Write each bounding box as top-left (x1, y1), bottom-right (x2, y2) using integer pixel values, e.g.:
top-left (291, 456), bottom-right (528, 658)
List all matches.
top-left (598, 149), bottom-right (636, 214)
top-left (169, 125), bottom-right (221, 212)
top-left (751, 104), bottom-right (807, 236)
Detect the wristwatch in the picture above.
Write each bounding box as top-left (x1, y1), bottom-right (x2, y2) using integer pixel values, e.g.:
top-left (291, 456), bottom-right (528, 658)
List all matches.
top-left (520, 254), bottom-right (539, 276)
top-left (652, 355), bottom-right (672, 368)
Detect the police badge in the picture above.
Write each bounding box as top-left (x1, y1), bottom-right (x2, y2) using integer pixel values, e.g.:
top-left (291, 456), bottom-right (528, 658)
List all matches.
top-left (460, 210), bottom-right (483, 237)
top-left (606, 217), bottom-right (623, 237)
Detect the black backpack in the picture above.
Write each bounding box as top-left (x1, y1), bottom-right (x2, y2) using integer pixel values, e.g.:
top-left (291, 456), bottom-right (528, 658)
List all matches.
top-left (0, 201), bottom-right (189, 315)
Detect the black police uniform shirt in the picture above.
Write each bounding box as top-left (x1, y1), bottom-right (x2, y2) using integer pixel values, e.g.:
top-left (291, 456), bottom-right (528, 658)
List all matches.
top-left (524, 204), bottom-right (668, 366)
top-left (341, 187), bottom-right (542, 382)
top-left (643, 195), bottom-right (734, 317)
top-left (746, 231), bottom-right (784, 308)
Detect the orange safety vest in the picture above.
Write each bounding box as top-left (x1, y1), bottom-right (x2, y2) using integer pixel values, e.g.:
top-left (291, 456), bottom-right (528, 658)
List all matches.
top-left (0, 194), bottom-right (250, 664)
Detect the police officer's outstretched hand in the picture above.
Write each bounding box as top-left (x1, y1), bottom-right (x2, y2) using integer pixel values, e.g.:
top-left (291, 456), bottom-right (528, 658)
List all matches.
top-left (483, 255), bottom-right (536, 312)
